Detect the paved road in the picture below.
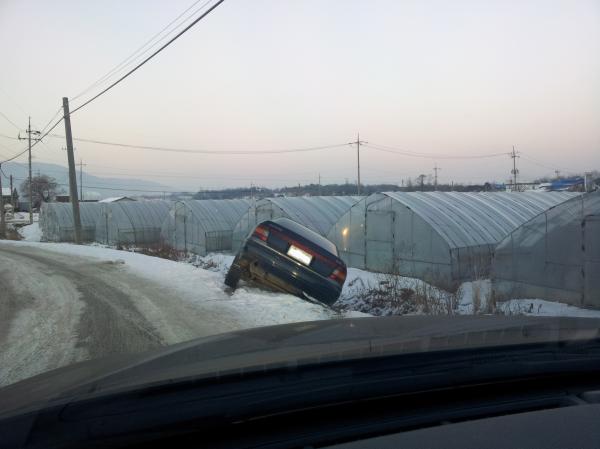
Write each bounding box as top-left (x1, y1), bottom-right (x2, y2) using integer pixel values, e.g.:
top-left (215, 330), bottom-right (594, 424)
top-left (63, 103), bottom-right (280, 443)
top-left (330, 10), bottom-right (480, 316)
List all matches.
top-left (0, 244), bottom-right (240, 387)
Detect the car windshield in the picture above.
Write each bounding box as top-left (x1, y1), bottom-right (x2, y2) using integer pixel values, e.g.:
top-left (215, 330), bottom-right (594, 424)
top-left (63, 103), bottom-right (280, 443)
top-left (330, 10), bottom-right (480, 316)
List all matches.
top-left (0, 0), bottom-right (599, 422)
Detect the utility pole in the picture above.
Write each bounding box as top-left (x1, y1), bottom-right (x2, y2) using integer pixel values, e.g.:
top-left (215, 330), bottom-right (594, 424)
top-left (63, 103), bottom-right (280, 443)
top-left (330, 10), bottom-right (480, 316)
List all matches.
top-left (79, 159), bottom-right (87, 201)
top-left (318, 173), bottom-right (322, 196)
top-left (18, 117), bottom-right (41, 224)
top-left (554, 170), bottom-right (560, 179)
top-left (433, 164), bottom-right (441, 190)
top-left (62, 97), bottom-right (82, 244)
top-left (510, 146), bottom-right (519, 192)
top-left (9, 174), bottom-right (14, 209)
top-left (0, 163), bottom-right (5, 237)
top-left (348, 133), bottom-right (367, 195)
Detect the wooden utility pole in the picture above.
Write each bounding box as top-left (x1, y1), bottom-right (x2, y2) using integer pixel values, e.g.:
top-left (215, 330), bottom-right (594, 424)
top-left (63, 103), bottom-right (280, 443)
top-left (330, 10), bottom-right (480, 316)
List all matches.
top-left (348, 133), bottom-right (367, 195)
top-left (62, 97), bottom-right (82, 244)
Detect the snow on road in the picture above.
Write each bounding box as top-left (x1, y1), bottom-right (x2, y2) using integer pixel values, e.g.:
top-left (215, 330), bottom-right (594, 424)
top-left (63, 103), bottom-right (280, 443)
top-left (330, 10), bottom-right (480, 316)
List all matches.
top-left (0, 241), bottom-right (356, 387)
top-left (4, 240), bottom-right (344, 324)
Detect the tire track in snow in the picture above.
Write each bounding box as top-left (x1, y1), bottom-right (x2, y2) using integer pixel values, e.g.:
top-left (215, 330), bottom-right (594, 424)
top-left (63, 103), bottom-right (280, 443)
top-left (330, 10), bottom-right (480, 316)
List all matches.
top-left (0, 246), bottom-right (173, 387)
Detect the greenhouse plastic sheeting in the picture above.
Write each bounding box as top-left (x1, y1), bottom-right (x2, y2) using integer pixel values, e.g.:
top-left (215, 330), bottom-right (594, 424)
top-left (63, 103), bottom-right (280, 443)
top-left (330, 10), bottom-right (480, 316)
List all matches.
top-left (161, 199), bottom-right (250, 255)
top-left (39, 202), bottom-right (103, 242)
top-left (232, 196), bottom-right (362, 251)
top-left (492, 191), bottom-right (600, 307)
top-left (95, 200), bottom-right (171, 246)
top-left (327, 191), bottom-right (578, 291)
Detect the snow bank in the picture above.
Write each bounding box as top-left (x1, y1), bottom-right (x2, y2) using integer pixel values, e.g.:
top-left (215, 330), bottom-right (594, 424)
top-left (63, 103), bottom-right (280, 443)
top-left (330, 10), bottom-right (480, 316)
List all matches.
top-left (0, 241), bottom-right (360, 330)
top-left (337, 267), bottom-right (600, 319)
top-left (17, 223), bottom-right (41, 242)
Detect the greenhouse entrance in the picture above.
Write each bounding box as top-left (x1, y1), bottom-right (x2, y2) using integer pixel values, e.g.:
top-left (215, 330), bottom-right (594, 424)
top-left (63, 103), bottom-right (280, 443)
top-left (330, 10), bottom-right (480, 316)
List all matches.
top-left (365, 210), bottom-right (395, 272)
top-left (584, 215), bottom-right (600, 306)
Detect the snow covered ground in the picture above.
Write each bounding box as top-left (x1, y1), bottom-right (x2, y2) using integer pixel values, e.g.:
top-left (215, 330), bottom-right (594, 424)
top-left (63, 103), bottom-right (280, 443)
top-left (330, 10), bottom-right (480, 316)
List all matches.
top-left (4, 238), bottom-right (599, 320)
top-left (1, 241), bottom-right (366, 331)
top-left (5, 212), bottom-right (38, 224)
top-left (17, 222), bottom-right (41, 242)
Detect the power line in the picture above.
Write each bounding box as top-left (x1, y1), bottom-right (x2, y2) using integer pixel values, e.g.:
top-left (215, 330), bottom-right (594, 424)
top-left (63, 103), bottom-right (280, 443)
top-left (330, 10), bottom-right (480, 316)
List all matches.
top-left (69, 0), bottom-right (226, 116)
top-left (0, 110), bottom-right (21, 131)
top-left (519, 154), bottom-right (581, 174)
top-left (0, 0), bottom-right (225, 166)
top-left (71, 0), bottom-right (213, 102)
top-left (46, 134), bottom-right (349, 155)
top-left (365, 143), bottom-right (509, 159)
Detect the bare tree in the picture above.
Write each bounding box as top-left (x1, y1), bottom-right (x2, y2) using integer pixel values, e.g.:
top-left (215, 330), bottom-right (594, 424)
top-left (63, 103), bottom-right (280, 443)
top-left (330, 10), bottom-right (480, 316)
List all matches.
top-left (19, 175), bottom-right (60, 208)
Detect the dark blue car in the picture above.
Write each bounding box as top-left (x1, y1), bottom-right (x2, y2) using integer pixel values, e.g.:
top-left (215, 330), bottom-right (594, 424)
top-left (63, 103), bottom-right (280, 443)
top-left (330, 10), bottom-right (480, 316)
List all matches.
top-left (225, 217), bottom-right (347, 305)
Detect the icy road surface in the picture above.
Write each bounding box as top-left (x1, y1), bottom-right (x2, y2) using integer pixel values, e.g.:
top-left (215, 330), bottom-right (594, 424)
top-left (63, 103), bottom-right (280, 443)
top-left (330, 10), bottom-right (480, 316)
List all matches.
top-left (0, 241), bottom-right (344, 387)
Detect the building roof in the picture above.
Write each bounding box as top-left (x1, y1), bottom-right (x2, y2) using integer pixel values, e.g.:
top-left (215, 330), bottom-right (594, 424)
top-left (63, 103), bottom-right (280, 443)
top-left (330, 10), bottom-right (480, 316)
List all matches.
top-left (98, 196), bottom-right (136, 203)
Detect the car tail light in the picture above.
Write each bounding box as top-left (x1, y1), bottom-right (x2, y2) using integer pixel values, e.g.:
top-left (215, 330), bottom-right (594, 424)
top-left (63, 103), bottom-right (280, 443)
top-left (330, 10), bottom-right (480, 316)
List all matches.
top-left (253, 224), bottom-right (270, 242)
top-left (329, 266), bottom-right (347, 285)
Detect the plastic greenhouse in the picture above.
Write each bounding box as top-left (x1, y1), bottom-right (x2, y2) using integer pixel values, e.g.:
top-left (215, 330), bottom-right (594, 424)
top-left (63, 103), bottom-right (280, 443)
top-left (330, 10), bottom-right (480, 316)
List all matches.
top-left (95, 200), bottom-right (172, 246)
top-left (40, 202), bottom-right (103, 242)
top-left (492, 191), bottom-right (600, 307)
top-left (327, 191), bottom-right (578, 291)
top-left (160, 199), bottom-right (251, 255)
top-left (232, 196), bottom-right (362, 251)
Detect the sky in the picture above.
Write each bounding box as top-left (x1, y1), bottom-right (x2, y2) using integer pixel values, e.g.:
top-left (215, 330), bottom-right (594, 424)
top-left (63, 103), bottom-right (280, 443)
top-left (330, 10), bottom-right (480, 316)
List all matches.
top-left (0, 0), bottom-right (599, 191)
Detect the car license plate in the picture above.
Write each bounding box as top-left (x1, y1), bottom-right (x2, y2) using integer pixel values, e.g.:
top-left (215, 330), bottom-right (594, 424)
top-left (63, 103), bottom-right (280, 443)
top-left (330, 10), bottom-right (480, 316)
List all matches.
top-left (287, 245), bottom-right (313, 266)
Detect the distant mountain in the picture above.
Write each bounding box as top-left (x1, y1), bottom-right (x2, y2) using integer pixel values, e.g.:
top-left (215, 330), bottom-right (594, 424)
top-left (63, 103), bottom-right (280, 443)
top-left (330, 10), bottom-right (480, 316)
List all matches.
top-left (2, 161), bottom-right (176, 199)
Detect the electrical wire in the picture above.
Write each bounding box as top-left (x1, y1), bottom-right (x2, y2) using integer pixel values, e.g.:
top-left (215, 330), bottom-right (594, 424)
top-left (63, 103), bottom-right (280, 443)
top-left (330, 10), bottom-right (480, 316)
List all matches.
top-left (69, 0), bottom-right (226, 116)
top-left (71, 0), bottom-right (213, 102)
top-left (365, 143), bottom-right (509, 159)
top-left (46, 134), bottom-right (350, 155)
top-left (39, 107), bottom-right (63, 135)
top-left (0, 110), bottom-right (22, 131)
top-left (1, 1), bottom-right (225, 163)
top-left (519, 154), bottom-right (581, 175)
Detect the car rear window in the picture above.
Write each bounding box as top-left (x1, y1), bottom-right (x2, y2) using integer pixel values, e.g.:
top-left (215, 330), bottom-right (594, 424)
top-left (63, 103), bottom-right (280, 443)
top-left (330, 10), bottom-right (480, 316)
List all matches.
top-left (271, 218), bottom-right (338, 256)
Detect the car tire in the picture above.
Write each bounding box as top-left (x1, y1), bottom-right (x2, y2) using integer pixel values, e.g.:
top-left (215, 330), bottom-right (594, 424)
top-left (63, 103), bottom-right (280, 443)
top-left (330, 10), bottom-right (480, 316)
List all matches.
top-left (224, 257), bottom-right (242, 290)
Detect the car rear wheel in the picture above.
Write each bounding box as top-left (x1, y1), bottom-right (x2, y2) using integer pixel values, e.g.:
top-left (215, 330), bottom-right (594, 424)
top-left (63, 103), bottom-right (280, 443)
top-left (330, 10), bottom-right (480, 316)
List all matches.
top-left (224, 256), bottom-right (242, 290)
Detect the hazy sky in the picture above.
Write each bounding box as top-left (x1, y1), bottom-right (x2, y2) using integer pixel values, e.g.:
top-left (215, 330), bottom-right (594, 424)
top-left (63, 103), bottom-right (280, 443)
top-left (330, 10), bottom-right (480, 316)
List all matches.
top-left (1, 0), bottom-right (599, 190)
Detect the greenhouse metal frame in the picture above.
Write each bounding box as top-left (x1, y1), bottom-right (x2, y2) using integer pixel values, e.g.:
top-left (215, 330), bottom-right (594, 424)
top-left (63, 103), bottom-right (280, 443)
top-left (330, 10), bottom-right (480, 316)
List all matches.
top-left (327, 191), bottom-right (579, 291)
top-left (40, 202), bottom-right (103, 242)
top-left (160, 199), bottom-right (251, 255)
top-left (492, 191), bottom-right (600, 307)
top-left (95, 200), bottom-right (172, 246)
top-left (232, 196), bottom-right (362, 251)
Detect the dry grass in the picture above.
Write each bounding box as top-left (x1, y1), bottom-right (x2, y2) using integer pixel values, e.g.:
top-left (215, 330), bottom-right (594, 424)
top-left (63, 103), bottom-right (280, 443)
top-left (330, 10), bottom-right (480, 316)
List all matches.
top-left (336, 269), bottom-right (460, 316)
top-left (116, 243), bottom-right (186, 262)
